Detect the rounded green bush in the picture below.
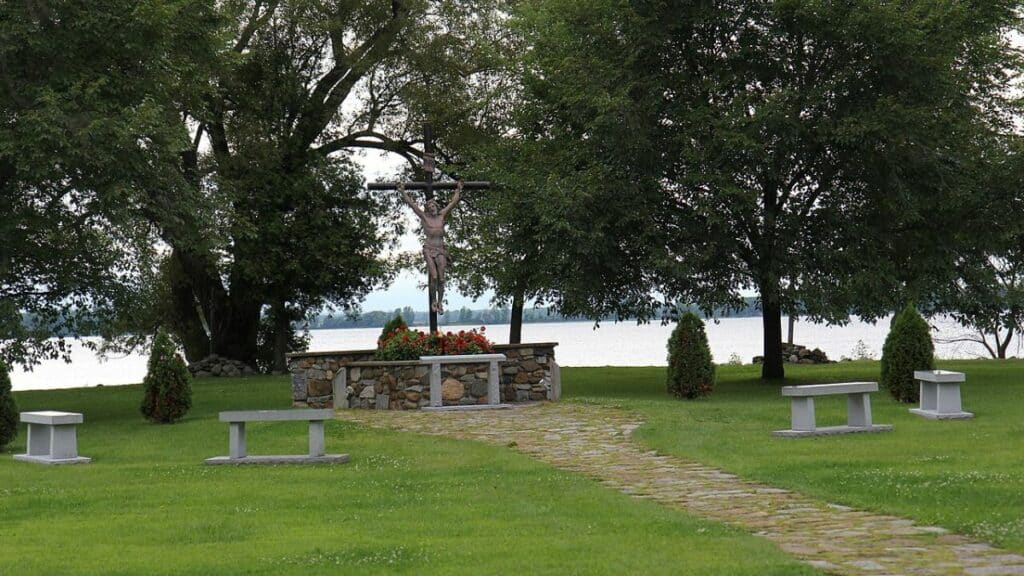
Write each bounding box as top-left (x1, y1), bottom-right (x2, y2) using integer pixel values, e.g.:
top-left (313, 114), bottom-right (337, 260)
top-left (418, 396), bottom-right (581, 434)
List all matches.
top-left (881, 305), bottom-right (934, 403)
top-left (666, 312), bottom-right (715, 399)
top-left (0, 362), bottom-right (17, 450)
top-left (141, 331), bottom-right (193, 423)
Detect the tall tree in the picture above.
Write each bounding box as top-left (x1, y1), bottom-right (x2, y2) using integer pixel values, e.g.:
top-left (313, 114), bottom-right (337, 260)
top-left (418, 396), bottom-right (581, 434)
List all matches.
top-left (513, 0), bottom-right (1020, 378)
top-left (152, 0), bottom-right (510, 367)
top-left (0, 0), bottom-right (216, 367)
top-left (448, 3), bottom-right (665, 342)
top-left (935, 137), bottom-right (1024, 359)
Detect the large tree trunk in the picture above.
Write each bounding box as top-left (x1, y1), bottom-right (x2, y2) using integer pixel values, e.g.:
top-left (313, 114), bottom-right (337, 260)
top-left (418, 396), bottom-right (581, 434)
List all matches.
top-left (164, 251), bottom-right (261, 366)
top-left (208, 295), bottom-right (261, 366)
top-left (997, 326), bottom-right (1014, 359)
top-left (509, 288), bottom-right (525, 344)
top-left (168, 247), bottom-right (261, 365)
top-left (165, 250), bottom-right (212, 362)
top-left (761, 293), bottom-right (785, 380)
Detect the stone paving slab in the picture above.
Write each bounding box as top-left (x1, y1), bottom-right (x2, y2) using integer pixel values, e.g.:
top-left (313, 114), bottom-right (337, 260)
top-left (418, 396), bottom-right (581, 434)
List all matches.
top-left (339, 402), bottom-right (1024, 576)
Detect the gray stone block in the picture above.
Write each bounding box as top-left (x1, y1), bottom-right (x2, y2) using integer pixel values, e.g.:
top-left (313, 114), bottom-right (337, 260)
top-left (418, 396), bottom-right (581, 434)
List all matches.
top-left (332, 369), bottom-right (347, 409)
top-left (773, 425), bottom-right (894, 438)
top-left (209, 409), bottom-right (341, 464)
top-left (219, 409), bottom-right (333, 422)
top-left (550, 362), bottom-right (561, 401)
top-left (291, 372), bottom-right (307, 401)
top-left (776, 382), bottom-right (890, 437)
top-left (909, 408), bottom-right (974, 420)
top-left (16, 411), bottom-right (90, 465)
top-left (911, 371), bottom-right (973, 420)
top-left (204, 454), bottom-right (350, 465)
top-left (421, 404), bottom-right (513, 412)
top-left (470, 380), bottom-right (489, 397)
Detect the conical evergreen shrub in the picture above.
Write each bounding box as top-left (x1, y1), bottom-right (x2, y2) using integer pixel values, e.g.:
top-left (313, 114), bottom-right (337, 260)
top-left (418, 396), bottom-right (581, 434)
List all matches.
top-left (666, 312), bottom-right (715, 399)
top-left (881, 305), bottom-right (934, 403)
top-left (0, 362), bottom-right (17, 451)
top-left (378, 313), bottom-right (406, 345)
top-left (141, 331), bottom-right (193, 423)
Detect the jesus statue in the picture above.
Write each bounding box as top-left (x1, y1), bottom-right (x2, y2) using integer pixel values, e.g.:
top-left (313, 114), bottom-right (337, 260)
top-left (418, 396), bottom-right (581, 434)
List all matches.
top-left (399, 180), bottom-right (462, 314)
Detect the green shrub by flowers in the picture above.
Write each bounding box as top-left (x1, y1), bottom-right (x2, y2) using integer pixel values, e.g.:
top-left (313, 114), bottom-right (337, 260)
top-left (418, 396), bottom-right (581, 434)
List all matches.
top-left (666, 312), bottom-right (715, 399)
top-left (0, 362), bottom-right (17, 450)
top-left (378, 314), bottom-right (407, 347)
top-left (881, 305), bottom-right (934, 403)
top-left (141, 330), bottom-right (193, 423)
top-left (375, 326), bottom-right (494, 361)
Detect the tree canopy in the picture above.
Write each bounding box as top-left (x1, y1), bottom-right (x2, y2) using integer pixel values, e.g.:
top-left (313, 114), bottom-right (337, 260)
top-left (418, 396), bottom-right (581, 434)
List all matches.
top-left (507, 0), bottom-right (1022, 378)
top-left (0, 0), bottom-right (215, 367)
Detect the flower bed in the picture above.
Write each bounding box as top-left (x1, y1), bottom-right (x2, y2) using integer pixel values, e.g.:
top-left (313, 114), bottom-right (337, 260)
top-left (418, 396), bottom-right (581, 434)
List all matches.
top-left (376, 325), bottom-right (494, 360)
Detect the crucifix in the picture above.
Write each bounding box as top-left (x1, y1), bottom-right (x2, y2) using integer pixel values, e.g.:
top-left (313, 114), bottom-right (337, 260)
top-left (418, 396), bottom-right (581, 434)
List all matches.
top-left (368, 124), bottom-right (490, 333)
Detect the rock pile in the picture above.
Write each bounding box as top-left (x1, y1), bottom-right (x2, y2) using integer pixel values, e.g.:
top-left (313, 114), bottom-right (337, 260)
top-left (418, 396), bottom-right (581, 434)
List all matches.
top-left (188, 355), bottom-right (256, 378)
top-left (753, 343), bottom-right (832, 365)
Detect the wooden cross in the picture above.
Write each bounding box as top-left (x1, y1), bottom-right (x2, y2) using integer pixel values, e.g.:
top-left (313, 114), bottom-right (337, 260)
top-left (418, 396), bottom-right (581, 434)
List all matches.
top-left (368, 124), bottom-right (490, 333)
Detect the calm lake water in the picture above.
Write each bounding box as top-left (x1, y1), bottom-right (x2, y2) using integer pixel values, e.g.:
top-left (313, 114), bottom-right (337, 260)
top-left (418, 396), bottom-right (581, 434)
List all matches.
top-left (8, 315), bottom-right (1008, 391)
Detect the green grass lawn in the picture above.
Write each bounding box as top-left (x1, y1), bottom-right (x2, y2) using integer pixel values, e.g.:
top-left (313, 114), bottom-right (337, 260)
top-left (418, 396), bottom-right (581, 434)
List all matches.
top-left (0, 376), bottom-right (818, 575)
top-left (565, 359), bottom-right (1024, 553)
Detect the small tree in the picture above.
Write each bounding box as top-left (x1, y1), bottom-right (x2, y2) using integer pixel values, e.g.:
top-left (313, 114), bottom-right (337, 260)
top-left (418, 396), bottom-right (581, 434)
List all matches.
top-left (881, 305), bottom-right (934, 403)
top-left (666, 312), bottom-right (715, 399)
top-left (0, 362), bottom-right (17, 451)
top-left (141, 331), bottom-right (192, 423)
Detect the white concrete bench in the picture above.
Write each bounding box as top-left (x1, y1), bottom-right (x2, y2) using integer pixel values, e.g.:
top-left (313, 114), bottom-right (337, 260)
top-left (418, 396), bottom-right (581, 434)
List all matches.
top-left (910, 370), bottom-right (973, 420)
top-left (14, 411), bottom-right (91, 465)
top-left (419, 354), bottom-right (511, 412)
top-left (204, 409), bottom-right (349, 465)
top-left (773, 382), bottom-right (893, 437)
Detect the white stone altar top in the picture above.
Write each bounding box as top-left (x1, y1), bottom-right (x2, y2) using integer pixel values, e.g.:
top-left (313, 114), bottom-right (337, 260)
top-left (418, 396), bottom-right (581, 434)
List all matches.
top-left (914, 370), bottom-right (965, 383)
top-left (419, 354), bottom-right (507, 364)
top-left (20, 411), bottom-right (84, 425)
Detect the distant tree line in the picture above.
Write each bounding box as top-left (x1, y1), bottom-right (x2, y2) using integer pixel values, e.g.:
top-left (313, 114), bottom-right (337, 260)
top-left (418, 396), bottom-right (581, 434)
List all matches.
top-left (309, 298), bottom-right (767, 330)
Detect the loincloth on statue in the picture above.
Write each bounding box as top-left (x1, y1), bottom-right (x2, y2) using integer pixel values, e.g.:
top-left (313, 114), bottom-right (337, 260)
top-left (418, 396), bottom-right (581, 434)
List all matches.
top-left (422, 246), bottom-right (448, 259)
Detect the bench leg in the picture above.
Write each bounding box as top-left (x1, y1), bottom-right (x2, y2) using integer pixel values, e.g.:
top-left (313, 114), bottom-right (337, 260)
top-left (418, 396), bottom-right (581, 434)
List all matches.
top-left (790, 397), bottom-right (816, 432)
top-left (488, 361), bottom-right (500, 405)
top-left (936, 383), bottom-right (962, 414)
top-left (229, 422), bottom-right (247, 459)
top-left (50, 425), bottom-right (79, 459)
top-left (429, 363), bottom-right (442, 407)
top-left (550, 361), bottom-right (562, 401)
top-left (333, 368), bottom-right (348, 409)
top-left (308, 420), bottom-right (325, 457)
top-left (26, 423), bottom-right (50, 457)
top-left (847, 393), bottom-right (873, 427)
top-left (919, 381), bottom-right (937, 411)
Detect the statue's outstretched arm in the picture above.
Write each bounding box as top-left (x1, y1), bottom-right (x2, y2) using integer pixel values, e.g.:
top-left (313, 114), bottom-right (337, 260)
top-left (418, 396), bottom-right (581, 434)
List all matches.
top-left (441, 180), bottom-right (463, 216)
top-left (399, 183), bottom-right (427, 220)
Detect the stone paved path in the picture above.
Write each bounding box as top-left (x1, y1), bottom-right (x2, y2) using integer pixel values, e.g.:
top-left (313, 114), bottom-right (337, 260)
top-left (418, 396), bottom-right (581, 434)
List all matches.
top-left (340, 403), bottom-right (1024, 576)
